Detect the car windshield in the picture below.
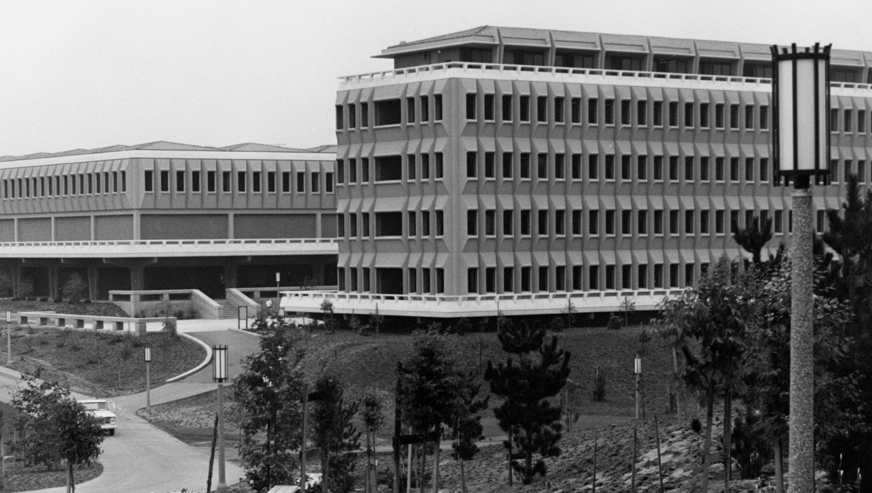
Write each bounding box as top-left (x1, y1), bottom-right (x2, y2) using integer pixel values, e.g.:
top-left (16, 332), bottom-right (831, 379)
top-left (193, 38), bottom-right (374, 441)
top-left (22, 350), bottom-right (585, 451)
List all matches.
top-left (82, 402), bottom-right (108, 411)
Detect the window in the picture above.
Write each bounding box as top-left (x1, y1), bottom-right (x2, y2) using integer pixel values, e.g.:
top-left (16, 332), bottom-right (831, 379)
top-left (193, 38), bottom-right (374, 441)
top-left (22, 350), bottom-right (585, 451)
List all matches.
top-left (555, 266), bottom-right (566, 291)
top-left (336, 105), bottom-right (344, 130)
top-left (297, 172), bottom-right (305, 192)
top-left (423, 269), bottom-right (431, 294)
top-left (485, 210), bottom-right (495, 236)
top-left (700, 103), bottom-right (709, 128)
top-left (521, 210), bottom-right (531, 236)
top-left (363, 213), bottom-right (370, 237)
top-left (789, 210), bottom-right (793, 233)
top-left (745, 105), bottom-right (754, 129)
top-left (502, 153), bottom-right (513, 178)
top-left (538, 266), bottom-right (549, 291)
top-left (637, 100), bottom-right (647, 125)
top-left (207, 171), bottom-right (216, 192)
top-left (588, 98), bottom-right (598, 124)
top-left (361, 103), bottom-right (369, 127)
top-left (407, 98), bottom-right (415, 123)
top-left (421, 154), bottom-right (430, 179)
top-left (654, 210), bottom-right (663, 235)
top-left (572, 210), bottom-right (582, 235)
top-left (484, 94), bottom-right (495, 120)
top-left (669, 210), bottom-right (679, 235)
top-left (537, 96), bottom-right (547, 122)
top-left (484, 152), bottom-right (495, 179)
top-left (521, 267), bottom-right (531, 292)
top-left (620, 155), bottom-right (630, 180)
top-left (421, 96), bottom-right (430, 122)
top-left (520, 95), bottom-right (530, 122)
top-left (326, 172), bottom-right (334, 193)
top-left (859, 161), bottom-right (867, 184)
top-left (362, 158), bottom-right (370, 182)
top-left (845, 109), bottom-right (853, 133)
top-left (684, 157), bottom-right (694, 181)
top-left (685, 264), bottom-right (694, 287)
top-left (621, 210), bottom-right (631, 235)
top-left (654, 264), bottom-right (663, 288)
top-left (588, 154), bottom-right (598, 180)
top-left (436, 211), bottom-right (444, 236)
top-left (716, 210), bottom-right (725, 234)
top-left (282, 171), bottom-right (291, 192)
top-left (571, 98), bottom-right (581, 123)
top-left (435, 153), bottom-right (444, 179)
top-left (637, 156), bottom-right (647, 180)
top-left (520, 153), bottom-right (530, 179)
top-left (408, 211), bottom-right (416, 236)
top-left (684, 102), bottom-right (694, 127)
top-left (350, 213), bottom-right (357, 237)
top-left (638, 210), bottom-right (647, 235)
top-left (605, 155), bottom-right (615, 180)
top-left (859, 110), bottom-right (866, 133)
top-left (466, 93), bottom-right (477, 120)
top-left (348, 159), bottom-right (357, 183)
top-left (760, 158), bottom-right (769, 182)
top-left (669, 156), bottom-right (678, 181)
top-left (502, 95), bottom-right (512, 121)
top-left (160, 170), bottom-right (169, 192)
top-left (653, 101), bottom-right (663, 126)
top-left (700, 210), bottom-right (710, 234)
top-left (468, 268), bottom-right (478, 294)
top-left (588, 210), bottom-right (599, 235)
top-left (774, 210), bottom-right (783, 234)
top-left (638, 264), bottom-right (648, 289)
top-left (715, 157), bottom-right (724, 182)
top-left (760, 105), bottom-right (769, 129)
top-left (311, 172), bottom-right (320, 193)
top-left (606, 265), bottom-right (615, 290)
top-left (715, 103), bottom-right (724, 128)
top-left (622, 265), bottom-right (632, 289)
top-left (466, 152), bottom-right (477, 178)
top-left (422, 211), bottom-right (430, 236)
top-left (604, 99), bottom-right (615, 125)
top-left (572, 266), bottom-right (582, 290)
top-left (144, 170), bottom-right (154, 192)
top-left (589, 265), bottom-right (599, 290)
top-left (237, 171), bottom-right (246, 192)
top-left (348, 104), bottom-right (356, 129)
top-left (653, 156), bottom-right (663, 181)
top-left (555, 210), bottom-right (565, 235)
top-left (745, 158), bottom-right (754, 182)
top-left (571, 154), bottom-right (581, 180)
top-left (831, 160), bottom-right (840, 183)
top-left (252, 171), bottom-right (261, 193)
top-left (730, 158), bottom-right (739, 182)
top-left (621, 100), bottom-right (630, 125)
top-left (670, 264), bottom-right (679, 288)
top-left (700, 157), bottom-right (709, 182)
top-left (407, 156), bottom-right (416, 181)
top-left (817, 210), bottom-right (825, 233)
top-left (668, 102), bottom-right (678, 127)
top-left (550, 153), bottom-right (565, 182)
top-left (503, 210), bottom-right (513, 235)
top-left (685, 210), bottom-right (694, 234)
top-left (537, 154), bottom-right (548, 179)
top-left (408, 268), bottom-right (417, 294)
top-left (605, 210), bottom-right (615, 235)
top-left (222, 171), bottom-right (231, 192)
top-left (538, 210), bottom-right (548, 235)
top-left (730, 104), bottom-right (739, 129)
top-left (434, 95), bottom-right (443, 121)
top-left (554, 97), bottom-right (564, 123)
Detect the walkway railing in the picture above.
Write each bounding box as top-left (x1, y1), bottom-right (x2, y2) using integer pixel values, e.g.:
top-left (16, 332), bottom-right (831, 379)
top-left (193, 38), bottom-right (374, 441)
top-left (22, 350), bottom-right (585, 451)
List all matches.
top-left (0, 238), bottom-right (339, 258)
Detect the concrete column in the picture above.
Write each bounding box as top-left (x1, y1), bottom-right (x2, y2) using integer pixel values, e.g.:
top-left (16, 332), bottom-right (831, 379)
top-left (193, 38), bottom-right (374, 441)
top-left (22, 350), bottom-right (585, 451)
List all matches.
top-left (48, 265), bottom-right (60, 299)
top-left (10, 263), bottom-right (21, 297)
top-left (87, 265), bottom-right (99, 300)
top-left (227, 213), bottom-right (235, 240)
top-left (130, 265), bottom-right (145, 291)
top-left (133, 212), bottom-right (141, 240)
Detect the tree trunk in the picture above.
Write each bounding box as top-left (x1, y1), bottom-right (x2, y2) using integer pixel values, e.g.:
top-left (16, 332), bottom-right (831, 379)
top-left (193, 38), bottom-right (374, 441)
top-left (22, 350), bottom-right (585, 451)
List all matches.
top-left (672, 346), bottom-right (681, 420)
top-left (419, 443), bottom-right (425, 493)
top-left (701, 383), bottom-right (715, 493)
top-left (432, 432), bottom-right (440, 493)
top-left (460, 458), bottom-right (467, 493)
top-left (366, 428), bottom-right (372, 493)
top-left (266, 420), bottom-right (272, 488)
top-left (723, 391), bottom-right (732, 492)
top-left (774, 438), bottom-right (784, 493)
top-left (67, 460), bottom-right (74, 493)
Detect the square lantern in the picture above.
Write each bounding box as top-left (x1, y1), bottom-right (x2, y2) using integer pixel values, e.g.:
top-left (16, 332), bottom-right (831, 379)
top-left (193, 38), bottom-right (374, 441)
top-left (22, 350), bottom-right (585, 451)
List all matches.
top-left (144, 345), bottom-right (152, 363)
top-left (770, 43), bottom-right (831, 188)
top-left (213, 345), bottom-right (228, 382)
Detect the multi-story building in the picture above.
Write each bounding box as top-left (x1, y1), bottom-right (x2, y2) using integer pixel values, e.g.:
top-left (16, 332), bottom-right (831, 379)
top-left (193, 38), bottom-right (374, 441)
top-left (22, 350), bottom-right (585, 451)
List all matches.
top-left (283, 26), bottom-right (866, 318)
top-left (0, 141), bottom-right (339, 301)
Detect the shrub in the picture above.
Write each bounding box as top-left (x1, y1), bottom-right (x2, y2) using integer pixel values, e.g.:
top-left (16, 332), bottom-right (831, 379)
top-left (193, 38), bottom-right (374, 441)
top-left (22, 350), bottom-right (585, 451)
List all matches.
top-left (607, 314), bottom-right (623, 330)
top-left (549, 317), bottom-right (564, 332)
top-left (61, 273), bottom-right (88, 303)
top-left (53, 297), bottom-right (63, 303)
top-left (173, 309), bottom-right (185, 320)
top-left (38, 297), bottom-right (48, 302)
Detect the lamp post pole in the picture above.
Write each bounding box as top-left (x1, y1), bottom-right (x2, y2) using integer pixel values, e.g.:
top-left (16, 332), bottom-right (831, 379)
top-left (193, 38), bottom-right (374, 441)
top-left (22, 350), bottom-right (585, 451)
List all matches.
top-left (6, 311), bottom-right (11, 365)
top-left (145, 345), bottom-right (152, 411)
top-left (770, 42), bottom-right (831, 493)
top-left (212, 345), bottom-right (229, 493)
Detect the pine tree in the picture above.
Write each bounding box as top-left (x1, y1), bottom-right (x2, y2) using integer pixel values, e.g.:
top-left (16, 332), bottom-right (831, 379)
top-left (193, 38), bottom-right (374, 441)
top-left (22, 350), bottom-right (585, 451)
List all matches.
top-left (310, 374), bottom-right (361, 493)
top-left (484, 319), bottom-right (571, 484)
top-left (733, 214), bottom-right (773, 264)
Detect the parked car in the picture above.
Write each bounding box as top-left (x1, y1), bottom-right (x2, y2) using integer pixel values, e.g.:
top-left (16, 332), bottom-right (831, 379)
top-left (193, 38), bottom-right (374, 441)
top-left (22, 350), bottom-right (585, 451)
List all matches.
top-left (79, 399), bottom-right (118, 436)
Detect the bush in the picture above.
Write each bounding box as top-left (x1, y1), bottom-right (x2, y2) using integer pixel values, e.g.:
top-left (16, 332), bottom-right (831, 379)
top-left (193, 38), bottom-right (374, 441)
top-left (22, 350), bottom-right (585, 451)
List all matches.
top-left (607, 314), bottom-right (623, 330)
top-left (52, 297), bottom-right (63, 303)
top-left (38, 297), bottom-right (48, 302)
top-left (173, 309), bottom-right (185, 320)
top-left (61, 273), bottom-right (88, 303)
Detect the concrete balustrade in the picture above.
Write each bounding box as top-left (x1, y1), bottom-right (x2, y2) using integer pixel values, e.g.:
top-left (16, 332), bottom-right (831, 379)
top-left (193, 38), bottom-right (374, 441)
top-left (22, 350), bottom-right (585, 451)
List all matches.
top-left (13, 311), bottom-right (174, 334)
top-left (109, 289), bottom-right (222, 319)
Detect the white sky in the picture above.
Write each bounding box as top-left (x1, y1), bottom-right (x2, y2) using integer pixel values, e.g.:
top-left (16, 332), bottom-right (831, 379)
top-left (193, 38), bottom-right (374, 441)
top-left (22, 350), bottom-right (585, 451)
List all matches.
top-left (1, 0), bottom-right (869, 156)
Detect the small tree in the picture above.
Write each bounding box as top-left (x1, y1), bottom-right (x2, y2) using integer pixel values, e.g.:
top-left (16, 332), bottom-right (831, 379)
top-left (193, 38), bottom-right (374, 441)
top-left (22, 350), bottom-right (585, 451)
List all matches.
top-left (484, 319), bottom-right (571, 484)
top-left (619, 296), bottom-right (636, 327)
top-left (310, 374), bottom-right (361, 493)
top-left (360, 392), bottom-right (385, 493)
top-left (232, 324), bottom-right (305, 493)
top-left (733, 214), bottom-right (773, 264)
top-left (13, 370), bottom-right (103, 493)
top-left (321, 300), bottom-right (336, 333)
top-left (61, 273), bottom-right (88, 303)
top-left (561, 299), bottom-right (577, 331)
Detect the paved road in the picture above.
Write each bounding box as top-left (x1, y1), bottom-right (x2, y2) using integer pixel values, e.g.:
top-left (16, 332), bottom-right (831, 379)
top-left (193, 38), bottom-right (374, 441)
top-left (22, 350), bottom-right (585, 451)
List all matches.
top-left (4, 327), bottom-right (263, 493)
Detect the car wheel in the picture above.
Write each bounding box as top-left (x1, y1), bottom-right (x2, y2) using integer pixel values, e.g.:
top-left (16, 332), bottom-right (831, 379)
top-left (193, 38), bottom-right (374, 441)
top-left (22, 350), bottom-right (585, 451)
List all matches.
top-left (109, 429), bottom-right (115, 436)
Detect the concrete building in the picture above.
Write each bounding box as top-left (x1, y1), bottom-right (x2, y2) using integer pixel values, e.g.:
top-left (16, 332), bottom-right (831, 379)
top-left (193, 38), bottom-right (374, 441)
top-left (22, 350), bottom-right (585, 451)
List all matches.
top-left (0, 141), bottom-right (339, 301)
top-left (282, 26), bottom-right (866, 318)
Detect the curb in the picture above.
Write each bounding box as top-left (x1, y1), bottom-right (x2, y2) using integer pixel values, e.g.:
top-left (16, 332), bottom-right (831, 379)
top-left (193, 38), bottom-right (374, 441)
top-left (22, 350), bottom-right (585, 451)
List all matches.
top-left (0, 364), bottom-right (22, 381)
top-left (165, 332), bottom-right (213, 383)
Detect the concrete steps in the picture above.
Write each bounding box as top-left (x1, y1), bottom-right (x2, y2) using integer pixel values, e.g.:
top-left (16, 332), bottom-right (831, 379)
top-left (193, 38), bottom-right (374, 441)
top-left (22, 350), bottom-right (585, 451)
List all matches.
top-left (215, 299), bottom-right (241, 319)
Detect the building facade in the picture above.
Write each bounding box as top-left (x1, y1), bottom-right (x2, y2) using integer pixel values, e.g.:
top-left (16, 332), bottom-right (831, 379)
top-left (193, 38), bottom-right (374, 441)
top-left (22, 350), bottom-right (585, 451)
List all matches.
top-left (282, 26), bottom-right (868, 318)
top-left (0, 141), bottom-right (339, 300)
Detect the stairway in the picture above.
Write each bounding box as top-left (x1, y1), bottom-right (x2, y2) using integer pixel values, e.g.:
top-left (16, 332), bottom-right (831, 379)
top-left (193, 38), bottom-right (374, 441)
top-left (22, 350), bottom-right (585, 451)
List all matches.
top-left (216, 299), bottom-right (242, 319)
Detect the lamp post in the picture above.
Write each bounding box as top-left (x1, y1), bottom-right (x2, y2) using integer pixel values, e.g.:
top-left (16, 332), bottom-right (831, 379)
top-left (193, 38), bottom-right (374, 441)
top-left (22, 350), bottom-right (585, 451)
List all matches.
top-left (770, 42), bottom-right (831, 493)
top-left (145, 345), bottom-right (152, 411)
top-left (6, 311), bottom-right (11, 365)
top-left (212, 345), bottom-right (229, 493)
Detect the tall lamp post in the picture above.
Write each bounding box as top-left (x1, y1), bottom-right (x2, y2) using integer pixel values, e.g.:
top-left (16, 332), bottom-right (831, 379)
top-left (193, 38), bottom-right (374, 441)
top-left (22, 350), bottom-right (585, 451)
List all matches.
top-left (145, 345), bottom-right (152, 411)
top-left (212, 345), bottom-right (229, 493)
top-left (770, 42), bottom-right (831, 493)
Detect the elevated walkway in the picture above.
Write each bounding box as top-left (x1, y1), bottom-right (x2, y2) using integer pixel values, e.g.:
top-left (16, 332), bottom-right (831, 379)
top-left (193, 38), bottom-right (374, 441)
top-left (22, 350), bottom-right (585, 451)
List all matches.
top-left (0, 238), bottom-right (338, 258)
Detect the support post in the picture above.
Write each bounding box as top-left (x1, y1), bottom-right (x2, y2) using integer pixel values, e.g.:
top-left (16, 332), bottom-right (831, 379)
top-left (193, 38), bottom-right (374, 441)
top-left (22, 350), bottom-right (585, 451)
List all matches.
top-left (789, 189), bottom-right (814, 493)
top-left (146, 360), bottom-right (151, 410)
top-left (302, 382), bottom-right (308, 492)
top-left (216, 382), bottom-right (227, 493)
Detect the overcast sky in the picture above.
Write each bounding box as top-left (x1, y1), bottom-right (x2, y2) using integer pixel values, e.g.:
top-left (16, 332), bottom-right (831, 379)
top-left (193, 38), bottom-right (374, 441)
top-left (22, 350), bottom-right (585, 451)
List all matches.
top-left (1, 0), bottom-right (870, 157)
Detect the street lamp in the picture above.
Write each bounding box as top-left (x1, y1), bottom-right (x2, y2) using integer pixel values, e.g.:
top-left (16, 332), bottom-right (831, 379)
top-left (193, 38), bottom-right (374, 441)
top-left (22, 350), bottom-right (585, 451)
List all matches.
top-left (144, 345), bottom-right (152, 410)
top-left (770, 42), bottom-right (831, 493)
top-left (212, 345), bottom-right (229, 493)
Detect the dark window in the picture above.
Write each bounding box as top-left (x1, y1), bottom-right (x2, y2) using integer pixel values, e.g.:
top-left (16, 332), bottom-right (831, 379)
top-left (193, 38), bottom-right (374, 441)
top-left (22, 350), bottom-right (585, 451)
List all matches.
top-left (638, 264), bottom-right (647, 288)
top-left (621, 155), bottom-right (630, 180)
top-left (760, 158), bottom-right (769, 182)
top-left (192, 171), bottom-right (201, 192)
top-left (620, 100), bottom-right (630, 125)
top-left (571, 98), bottom-right (581, 123)
top-left (408, 211), bottom-right (416, 236)
top-left (589, 154), bottom-right (598, 180)
top-left (282, 171), bottom-right (291, 192)
top-left (502, 153), bottom-right (513, 178)
top-left (520, 153), bottom-right (530, 179)
top-left (730, 104), bottom-right (739, 129)
top-left (376, 212), bottom-right (403, 237)
top-left (311, 172), bottom-right (320, 193)
top-left (485, 210), bottom-right (495, 236)
top-left (745, 105), bottom-right (755, 129)
top-left (144, 170), bottom-right (154, 192)
top-left (654, 56), bottom-right (691, 74)
top-left (363, 214), bottom-right (370, 237)
top-left (521, 267), bottom-right (531, 292)
top-left (653, 101), bottom-right (663, 126)
top-left (407, 156), bottom-right (416, 181)
top-left (715, 157), bottom-right (724, 181)
top-left (730, 157), bottom-right (739, 182)
top-left (745, 158), bottom-right (754, 182)
top-left (685, 264), bottom-right (694, 287)
top-left (335, 105), bottom-right (344, 130)
top-left (502, 95), bottom-right (512, 121)
top-left (222, 171), bottom-right (231, 192)
top-left (715, 104), bottom-right (725, 128)
top-left (538, 266), bottom-right (549, 292)
top-left (700, 157), bottom-right (709, 181)
top-left (589, 265), bottom-right (599, 290)
top-left (605, 54), bottom-right (644, 71)
top-left (685, 210), bottom-right (694, 234)
top-left (668, 102), bottom-right (678, 127)
top-left (571, 154), bottom-right (581, 179)
top-left (375, 99), bottom-right (402, 126)
top-left (669, 210), bottom-right (679, 235)
top-left (505, 48), bottom-right (546, 66)
top-left (252, 171), bottom-right (261, 192)
top-left (537, 96), bottom-right (547, 122)
top-left (684, 102), bottom-right (694, 127)
top-left (160, 170), bottom-right (169, 192)
top-left (422, 211), bottom-right (430, 236)
top-left (537, 154), bottom-right (547, 179)
top-left (743, 62), bottom-right (772, 78)
top-left (460, 47), bottom-right (492, 63)
top-left (653, 156), bottom-right (663, 181)
top-left (700, 210), bottom-right (710, 234)
top-left (606, 265), bottom-right (615, 290)
top-left (621, 210), bottom-right (631, 235)
top-left (420, 96), bottom-right (430, 122)
top-left (503, 210), bottom-right (513, 235)
top-left (554, 97), bottom-right (564, 123)
top-left (435, 153), bottom-right (444, 179)
top-left (484, 152), bottom-right (495, 178)
top-left (520, 96), bottom-right (530, 122)
top-left (521, 210), bottom-right (531, 235)
top-left (297, 172), bottom-right (305, 192)
top-left (700, 103), bottom-right (709, 128)
top-left (376, 156), bottom-right (403, 182)
top-left (654, 210), bottom-right (663, 235)
top-left (555, 51), bottom-right (596, 68)
top-left (761, 105), bottom-right (769, 129)
top-left (555, 154), bottom-right (565, 180)
top-left (207, 171), bottom-right (216, 192)
top-left (267, 171), bottom-right (275, 192)
top-left (637, 100), bottom-right (647, 125)
top-left (605, 210), bottom-right (615, 235)
top-left (237, 171), bottom-right (246, 192)
top-left (604, 99), bottom-right (614, 125)
top-left (421, 154), bottom-right (430, 179)
top-left (326, 172), bottom-right (334, 193)
top-left (407, 98), bottom-right (415, 123)
top-left (622, 265), bottom-right (632, 289)
top-left (467, 268), bottom-right (478, 293)
top-left (554, 211), bottom-right (565, 236)
top-left (361, 103), bottom-right (369, 127)
top-left (588, 98), bottom-right (598, 124)
top-left (845, 109), bottom-right (853, 133)
top-left (484, 94), bottom-right (495, 120)
top-left (538, 210), bottom-right (548, 235)
top-left (700, 60), bottom-right (733, 76)
top-left (605, 155), bottom-right (615, 180)
top-left (669, 156), bottom-right (678, 181)
top-left (466, 93), bottom-right (477, 120)
top-left (176, 170), bottom-right (185, 192)
top-left (467, 210), bottom-right (478, 236)
top-left (348, 104), bottom-right (356, 129)
top-left (637, 156), bottom-right (647, 180)
top-left (467, 152), bottom-right (477, 178)
top-left (638, 210), bottom-right (647, 235)
top-left (716, 210), bottom-right (725, 234)
top-left (859, 110), bottom-right (866, 133)
top-left (434, 95), bottom-right (443, 121)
